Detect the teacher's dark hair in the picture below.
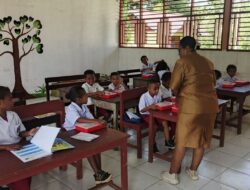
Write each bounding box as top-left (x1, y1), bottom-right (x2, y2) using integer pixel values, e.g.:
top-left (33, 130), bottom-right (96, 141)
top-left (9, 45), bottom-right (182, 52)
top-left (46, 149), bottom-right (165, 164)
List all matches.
top-left (180, 36), bottom-right (196, 51)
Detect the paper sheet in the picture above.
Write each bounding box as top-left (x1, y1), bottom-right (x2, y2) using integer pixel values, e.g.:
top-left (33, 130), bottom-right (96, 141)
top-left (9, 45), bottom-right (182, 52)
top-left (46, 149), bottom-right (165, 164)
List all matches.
top-left (31, 125), bottom-right (60, 153)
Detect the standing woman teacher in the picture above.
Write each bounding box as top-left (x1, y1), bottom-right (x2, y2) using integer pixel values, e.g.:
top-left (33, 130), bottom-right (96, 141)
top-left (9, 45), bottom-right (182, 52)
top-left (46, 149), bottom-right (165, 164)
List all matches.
top-left (162, 36), bottom-right (219, 185)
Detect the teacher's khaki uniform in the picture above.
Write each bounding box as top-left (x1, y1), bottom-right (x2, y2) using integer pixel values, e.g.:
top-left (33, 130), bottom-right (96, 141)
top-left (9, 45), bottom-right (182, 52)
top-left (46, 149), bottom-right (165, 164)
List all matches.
top-left (170, 53), bottom-right (219, 148)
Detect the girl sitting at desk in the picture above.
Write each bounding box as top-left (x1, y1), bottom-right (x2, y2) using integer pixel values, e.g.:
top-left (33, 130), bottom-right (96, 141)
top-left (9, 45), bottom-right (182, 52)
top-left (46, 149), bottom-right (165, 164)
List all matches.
top-left (63, 86), bottom-right (112, 184)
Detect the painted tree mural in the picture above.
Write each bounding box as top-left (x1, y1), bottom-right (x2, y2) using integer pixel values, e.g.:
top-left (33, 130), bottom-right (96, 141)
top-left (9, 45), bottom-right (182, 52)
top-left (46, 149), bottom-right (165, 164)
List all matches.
top-left (0, 15), bottom-right (43, 98)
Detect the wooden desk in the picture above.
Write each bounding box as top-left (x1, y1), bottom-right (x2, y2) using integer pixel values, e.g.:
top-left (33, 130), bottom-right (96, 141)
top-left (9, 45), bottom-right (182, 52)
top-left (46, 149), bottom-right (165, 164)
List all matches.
top-left (147, 99), bottom-right (228, 163)
top-left (91, 96), bottom-right (120, 129)
top-left (0, 128), bottom-right (128, 190)
top-left (45, 74), bottom-right (111, 102)
top-left (217, 84), bottom-right (250, 134)
top-left (133, 76), bottom-right (158, 88)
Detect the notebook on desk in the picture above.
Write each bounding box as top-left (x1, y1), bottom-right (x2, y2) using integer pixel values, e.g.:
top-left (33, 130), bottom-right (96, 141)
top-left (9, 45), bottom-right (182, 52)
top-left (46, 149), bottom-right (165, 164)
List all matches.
top-left (11, 126), bottom-right (74, 163)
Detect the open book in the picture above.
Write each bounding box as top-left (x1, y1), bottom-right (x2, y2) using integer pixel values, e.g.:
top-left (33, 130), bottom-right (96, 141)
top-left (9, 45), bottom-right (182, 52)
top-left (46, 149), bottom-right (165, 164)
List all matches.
top-left (11, 126), bottom-right (74, 163)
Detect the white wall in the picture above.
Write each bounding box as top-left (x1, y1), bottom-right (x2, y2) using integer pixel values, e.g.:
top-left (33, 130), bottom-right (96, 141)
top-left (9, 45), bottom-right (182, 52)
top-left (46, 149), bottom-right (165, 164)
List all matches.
top-left (0, 0), bottom-right (119, 93)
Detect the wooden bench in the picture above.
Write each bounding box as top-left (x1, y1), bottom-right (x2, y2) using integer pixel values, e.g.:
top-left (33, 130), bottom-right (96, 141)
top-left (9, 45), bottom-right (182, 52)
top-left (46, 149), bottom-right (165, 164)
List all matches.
top-left (12, 100), bottom-right (83, 180)
top-left (118, 69), bottom-right (141, 87)
top-left (45, 74), bottom-right (111, 102)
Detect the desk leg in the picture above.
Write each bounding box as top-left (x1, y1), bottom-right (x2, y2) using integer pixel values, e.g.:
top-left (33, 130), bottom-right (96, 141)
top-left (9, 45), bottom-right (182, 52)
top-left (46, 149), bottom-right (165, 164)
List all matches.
top-left (113, 104), bottom-right (118, 130)
top-left (237, 97), bottom-right (245, 135)
top-left (120, 141), bottom-right (128, 190)
top-left (220, 105), bottom-right (226, 147)
top-left (148, 114), bottom-right (154, 163)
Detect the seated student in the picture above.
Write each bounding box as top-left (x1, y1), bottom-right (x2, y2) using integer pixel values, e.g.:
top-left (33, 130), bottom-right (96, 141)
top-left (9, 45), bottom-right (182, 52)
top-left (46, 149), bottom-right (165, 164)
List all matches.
top-left (214, 69), bottom-right (223, 88)
top-left (140, 55), bottom-right (155, 74)
top-left (0, 86), bottom-right (38, 190)
top-left (108, 72), bottom-right (127, 92)
top-left (155, 60), bottom-right (170, 81)
top-left (82, 69), bottom-right (104, 105)
top-left (223, 64), bottom-right (239, 83)
top-left (159, 72), bottom-right (172, 101)
top-left (63, 86), bottom-right (112, 184)
top-left (139, 80), bottom-right (175, 152)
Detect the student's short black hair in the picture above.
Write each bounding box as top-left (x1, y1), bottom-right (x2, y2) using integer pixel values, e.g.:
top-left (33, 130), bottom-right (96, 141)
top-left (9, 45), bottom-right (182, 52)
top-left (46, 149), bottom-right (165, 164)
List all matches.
top-left (179, 36), bottom-right (196, 51)
top-left (161, 72), bottom-right (172, 82)
top-left (226, 64), bottom-right (237, 72)
top-left (155, 60), bottom-right (170, 73)
top-left (110, 72), bottom-right (120, 78)
top-left (84, 69), bottom-right (95, 78)
top-left (214, 70), bottom-right (222, 80)
top-left (65, 86), bottom-right (86, 102)
top-left (147, 79), bottom-right (160, 87)
top-left (0, 86), bottom-right (11, 100)
top-left (140, 55), bottom-right (147, 62)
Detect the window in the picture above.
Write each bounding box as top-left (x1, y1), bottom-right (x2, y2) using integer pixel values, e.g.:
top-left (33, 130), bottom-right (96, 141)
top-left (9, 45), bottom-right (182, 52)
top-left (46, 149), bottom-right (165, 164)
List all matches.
top-left (119, 0), bottom-right (224, 49)
top-left (229, 0), bottom-right (250, 50)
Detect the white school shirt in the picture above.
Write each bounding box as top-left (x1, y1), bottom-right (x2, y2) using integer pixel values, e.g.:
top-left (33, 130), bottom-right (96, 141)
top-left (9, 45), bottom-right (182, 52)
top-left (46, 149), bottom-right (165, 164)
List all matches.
top-left (108, 83), bottom-right (126, 92)
top-left (0, 111), bottom-right (26, 145)
top-left (63, 102), bottom-right (94, 131)
top-left (139, 91), bottom-right (162, 115)
top-left (82, 82), bottom-right (104, 105)
top-left (222, 74), bottom-right (239, 83)
top-left (215, 78), bottom-right (224, 88)
top-left (141, 63), bottom-right (154, 74)
top-left (159, 84), bottom-right (172, 99)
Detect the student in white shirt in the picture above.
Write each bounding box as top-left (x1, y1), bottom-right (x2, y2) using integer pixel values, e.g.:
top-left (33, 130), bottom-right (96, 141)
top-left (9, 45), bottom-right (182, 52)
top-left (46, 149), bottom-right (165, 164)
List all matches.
top-left (222, 64), bottom-right (239, 83)
top-left (63, 86), bottom-right (112, 184)
top-left (108, 72), bottom-right (126, 92)
top-left (140, 55), bottom-right (155, 74)
top-left (214, 69), bottom-right (224, 88)
top-left (155, 60), bottom-right (170, 81)
top-left (82, 69), bottom-right (104, 105)
top-left (159, 72), bottom-right (172, 101)
top-left (0, 86), bottom-right (37, 190)
top-left (139, 81), bottom-right (175, 152)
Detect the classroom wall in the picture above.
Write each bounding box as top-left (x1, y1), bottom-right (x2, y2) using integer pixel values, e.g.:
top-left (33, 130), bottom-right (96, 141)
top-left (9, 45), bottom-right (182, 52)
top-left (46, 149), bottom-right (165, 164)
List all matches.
top-left (0, 0), bottom-right (119, 93)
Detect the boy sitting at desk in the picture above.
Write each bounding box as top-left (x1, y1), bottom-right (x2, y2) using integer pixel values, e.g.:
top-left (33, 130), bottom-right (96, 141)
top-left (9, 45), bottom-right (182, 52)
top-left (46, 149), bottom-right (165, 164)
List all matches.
top-left (222, 64), bottom-right (239, 83)
top-left (108, 72), bottom-right (127, 92)
top-left (0, 86), bottom-right (38, 190)
top-left (139, 80), bottom-right (175, 152)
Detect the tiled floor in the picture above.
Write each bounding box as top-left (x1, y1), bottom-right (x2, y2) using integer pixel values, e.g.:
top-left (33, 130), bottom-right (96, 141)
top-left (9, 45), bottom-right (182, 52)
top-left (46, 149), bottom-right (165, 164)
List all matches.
top-left (26, 99), bottom-right (250, 190)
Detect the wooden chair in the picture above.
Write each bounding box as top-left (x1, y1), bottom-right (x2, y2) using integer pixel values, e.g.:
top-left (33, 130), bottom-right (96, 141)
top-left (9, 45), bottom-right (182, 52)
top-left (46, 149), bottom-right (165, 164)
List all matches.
top-left (120, 87), bottom-right (148, 158)
top-left (12, 100), bottom-right (83, 180)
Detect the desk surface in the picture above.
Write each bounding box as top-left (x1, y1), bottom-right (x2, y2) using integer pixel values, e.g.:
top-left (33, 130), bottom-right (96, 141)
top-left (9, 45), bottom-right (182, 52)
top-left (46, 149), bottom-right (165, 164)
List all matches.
top-left (91, 95), bottom-right (120, 103)
top-left (149, 99), bottom-right (228, 121)
top-left (0, 128), bottom-right (127, 185)
top-left (217, 84), bottom-right (250, 94)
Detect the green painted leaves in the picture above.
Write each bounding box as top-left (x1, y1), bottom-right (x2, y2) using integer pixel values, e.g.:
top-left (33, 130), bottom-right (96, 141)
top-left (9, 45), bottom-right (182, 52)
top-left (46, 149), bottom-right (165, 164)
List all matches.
top-left (14, 20), bottom-right (21, 27)
top-left (3, 16), bottom-right (12, 24)
top-left (20, 15), bottom-right (28, 23)
top-left (3, 39), bottom-right (9, 45)
top-left (33, 20), bottom-right (42, 29)
top-left (36, 44), bottom-right (43, 54)
top-left (0, 19), bottom-right (5, 28)
top-left (14, 28), bottom-right (21, 35)
top-left (32, 35), bottom-right (41, 43)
